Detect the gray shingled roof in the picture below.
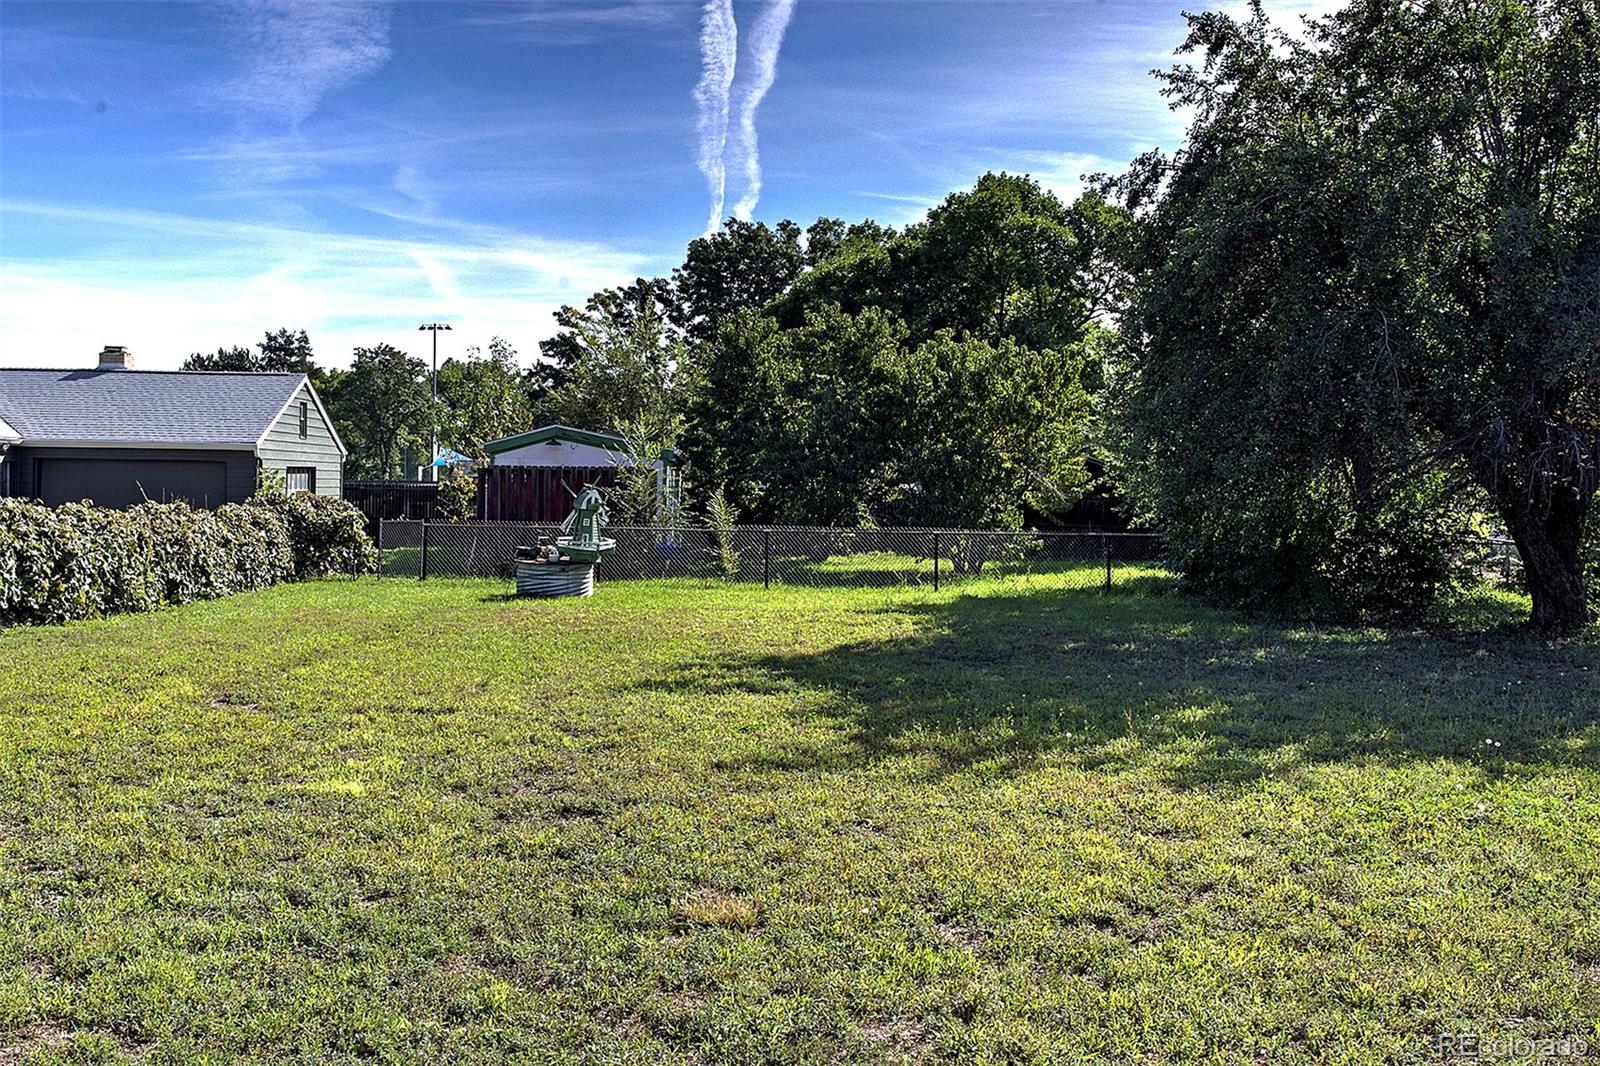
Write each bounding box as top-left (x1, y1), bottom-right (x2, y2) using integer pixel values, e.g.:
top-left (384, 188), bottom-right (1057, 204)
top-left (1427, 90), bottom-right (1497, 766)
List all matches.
top-left (0, 369), bottom-right (307, 447)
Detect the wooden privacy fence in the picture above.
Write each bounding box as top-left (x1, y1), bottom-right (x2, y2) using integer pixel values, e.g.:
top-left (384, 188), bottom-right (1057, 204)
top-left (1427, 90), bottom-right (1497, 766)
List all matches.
top-left (476, 465), bottom-right (618, 522)
top-left (343, 479), bottom-right (439, 534)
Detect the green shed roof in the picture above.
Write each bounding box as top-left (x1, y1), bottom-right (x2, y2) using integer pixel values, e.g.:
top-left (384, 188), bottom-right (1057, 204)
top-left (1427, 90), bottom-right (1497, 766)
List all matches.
top-left (482, 424), bottom-right (680, 463)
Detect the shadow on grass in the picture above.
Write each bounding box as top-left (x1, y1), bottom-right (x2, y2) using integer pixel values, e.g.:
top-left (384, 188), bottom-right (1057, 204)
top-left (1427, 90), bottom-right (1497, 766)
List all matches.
top-left (635, 583), bottom-right (1600, 788)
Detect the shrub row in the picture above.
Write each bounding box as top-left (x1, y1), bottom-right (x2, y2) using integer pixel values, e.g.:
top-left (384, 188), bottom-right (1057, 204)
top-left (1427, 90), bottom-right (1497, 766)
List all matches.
top-left (0, 493), bottom-right (376, 627)
top-left (248, 492), bottom-right (379, 580)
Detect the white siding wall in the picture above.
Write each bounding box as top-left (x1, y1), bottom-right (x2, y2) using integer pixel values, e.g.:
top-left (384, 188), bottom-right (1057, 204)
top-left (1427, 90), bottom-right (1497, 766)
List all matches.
top-left (256, 381), bottom-right (344, 496)
top-left (492, 439), bottom-right (628, 467)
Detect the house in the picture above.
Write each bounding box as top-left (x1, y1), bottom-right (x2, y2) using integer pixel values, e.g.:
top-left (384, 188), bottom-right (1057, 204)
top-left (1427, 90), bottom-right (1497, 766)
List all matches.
top-left (477, 424), bottom-right (683, 522)
top-left (0, 346), bottom-right (346, 508)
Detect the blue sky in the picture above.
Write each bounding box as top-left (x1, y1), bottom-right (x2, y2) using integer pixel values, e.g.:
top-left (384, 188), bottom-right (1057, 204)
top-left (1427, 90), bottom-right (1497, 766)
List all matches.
top-left (0, 0), bottom-right (1331, 370)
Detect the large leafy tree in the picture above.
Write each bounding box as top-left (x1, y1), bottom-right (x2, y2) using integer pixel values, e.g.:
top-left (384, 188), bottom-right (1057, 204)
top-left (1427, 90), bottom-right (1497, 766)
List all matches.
top-left (538, 282), bottom-right (683, 442)
top-left (436, 337), bottom-right (533, 459)
top-left (1117, 0), bottom-right (1600, 628)
top-left (676, 311), bottom-right (793, 519)
top-left (324, 344), bottom-right (432, 480)
top-left (681, 305), bottom-right (1091, 527)
top-left (771, 175), bottom-right (1123, 355)
top-left (669, 219), bottom-right (805, 342)
top-left (898, 174), bottom-right (1123, 352)
top-left (894, 331), bottom-right (1091, 528)
top-left (543, 175), bottom-right (1113, 528)
top-left (535, 279), bottom-right (675, 406)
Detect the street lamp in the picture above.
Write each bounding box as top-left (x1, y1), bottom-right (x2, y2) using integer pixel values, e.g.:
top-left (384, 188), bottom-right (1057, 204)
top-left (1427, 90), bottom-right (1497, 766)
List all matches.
top-left (418, 322), bottom-right (451, 481)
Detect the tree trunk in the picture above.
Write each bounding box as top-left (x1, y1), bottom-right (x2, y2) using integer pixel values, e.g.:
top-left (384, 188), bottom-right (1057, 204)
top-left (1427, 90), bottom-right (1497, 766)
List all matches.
top-left (1500, 483), bottom-right (1592, 631)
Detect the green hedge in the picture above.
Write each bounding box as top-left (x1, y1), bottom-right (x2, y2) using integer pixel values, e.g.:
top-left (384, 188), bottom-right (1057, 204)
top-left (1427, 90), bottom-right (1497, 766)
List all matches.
top-left (248, 492), bottom-right (379, 579)
top-left (0, 493), bottom-right (376, 627)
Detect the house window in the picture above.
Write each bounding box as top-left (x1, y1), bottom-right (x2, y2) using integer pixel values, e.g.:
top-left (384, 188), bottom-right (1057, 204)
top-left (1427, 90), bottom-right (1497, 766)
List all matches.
top-left (285, 466), bottom-right (316, 494)
top-left (298, 401), bottom-right (309, 439)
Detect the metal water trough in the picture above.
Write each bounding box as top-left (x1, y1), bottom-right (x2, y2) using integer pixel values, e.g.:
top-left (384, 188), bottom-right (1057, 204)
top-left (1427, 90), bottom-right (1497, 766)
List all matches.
top-left (514, 548), bottom-right (596, 597)
top-left (514, 485), bottom-right (614, 598)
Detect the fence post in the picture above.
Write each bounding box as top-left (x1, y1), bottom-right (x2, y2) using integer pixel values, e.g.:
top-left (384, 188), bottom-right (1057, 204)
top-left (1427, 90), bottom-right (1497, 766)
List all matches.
top-left (763, 528), bottom-right (771, 590)
top-left (933, 531), bottom-right (940, 591)
top-left (420, 520), bottom-right (429, 582)
top-left (376, 519), bottom-right (383, 581)
top-left (1102, 531), bottom-right (1111, 594)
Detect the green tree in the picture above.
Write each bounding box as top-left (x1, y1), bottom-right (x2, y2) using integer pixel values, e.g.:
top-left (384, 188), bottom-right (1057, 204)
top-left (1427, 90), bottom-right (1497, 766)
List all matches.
top-left (535, 279), bottom-right (675, 410)
top-left (677, 311), bottom-right (793, 520)
top-left (893, 331), bottom-right (1091, 528)
top-left (768, 221), bottom-right (899, 328)
top-left (681, 305), bottom-right (1092, 529)
top-left (1115, 0), bottom-right (1600, 628)
top-left (770, 176), bottom-right (1122, 355)
top-left (760, 305), bottom-right (912, 526)
top-left (256, 328), bottom-right (324, 384)
top-left (540, 285), bottom-right (683, 442)
top-left (437, 337), bottom-right (533, 459)
top-left (898, 174), bottom-right (1121, 352)
top-left (182, 345), bottom-right (257, 372)
top-left (325, 344), bottom-right (432, 480)
top-left (680, 306), bottom-right (905, 524)
top-left (669, 219), bottom-right (805, 342)
top-left (182, 329), bottom-right (324, 384)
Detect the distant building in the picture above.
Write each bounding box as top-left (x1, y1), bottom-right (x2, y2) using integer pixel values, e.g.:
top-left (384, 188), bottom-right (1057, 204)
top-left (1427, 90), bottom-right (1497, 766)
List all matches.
top-left (483, 423), bottom-right (674, 468)
top-left (477, 424), bottom-right (683, 522)
top-left (0, 346), bottom-right (345, 508)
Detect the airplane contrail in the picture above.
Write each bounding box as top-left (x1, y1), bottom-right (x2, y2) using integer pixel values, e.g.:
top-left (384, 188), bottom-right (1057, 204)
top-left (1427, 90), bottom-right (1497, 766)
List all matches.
top-left (731, 0), bottom-right (797, 221)
top-left (692, 0), bottom-right (738, 234)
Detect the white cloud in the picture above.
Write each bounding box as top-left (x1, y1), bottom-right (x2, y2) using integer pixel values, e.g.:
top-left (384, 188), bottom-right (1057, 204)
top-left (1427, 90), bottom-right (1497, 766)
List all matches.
top-left (196, 1), bottom-right (393, 188)
top-left (391, 164), bottom-right (436, 213)
top-left (729, 0), bottom-right (798, 221)
top-left (1005, 149), bottom-right (1127, 204)
top-left (693, 0), bottom-right (738, 233)
top-left (214, 0), bottom-right (392, 126)
top-left (0, 202), bottom-right (655, 371)
top-left (466, 1), bottom-right (679, 43)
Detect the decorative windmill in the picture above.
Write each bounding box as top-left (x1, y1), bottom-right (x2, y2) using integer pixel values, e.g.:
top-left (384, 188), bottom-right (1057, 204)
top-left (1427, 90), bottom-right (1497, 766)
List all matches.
top-left (513, 484), bottom-right (616, 597)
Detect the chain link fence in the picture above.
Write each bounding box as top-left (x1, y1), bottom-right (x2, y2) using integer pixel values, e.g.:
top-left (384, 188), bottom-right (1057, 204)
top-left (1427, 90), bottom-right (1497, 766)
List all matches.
top-left (378, 521), bottom-right (1167, 591)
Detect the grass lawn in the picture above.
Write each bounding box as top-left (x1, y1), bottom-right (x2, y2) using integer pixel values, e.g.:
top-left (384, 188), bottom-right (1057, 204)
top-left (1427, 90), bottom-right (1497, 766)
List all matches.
top-left (2, 573), bottom-right (1598, 1064)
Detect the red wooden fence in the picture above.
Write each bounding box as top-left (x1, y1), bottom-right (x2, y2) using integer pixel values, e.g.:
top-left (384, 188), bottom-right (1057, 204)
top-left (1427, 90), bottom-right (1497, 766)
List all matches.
top-left (475, 465), bottom-right (618, 522)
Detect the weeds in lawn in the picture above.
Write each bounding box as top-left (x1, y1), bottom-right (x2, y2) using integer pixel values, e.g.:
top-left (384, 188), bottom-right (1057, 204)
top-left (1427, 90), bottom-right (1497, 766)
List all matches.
top-left (675, 889), bottom-right (762, 931)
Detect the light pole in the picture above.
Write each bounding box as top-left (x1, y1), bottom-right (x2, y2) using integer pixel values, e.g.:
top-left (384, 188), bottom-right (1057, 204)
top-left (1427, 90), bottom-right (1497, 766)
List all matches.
top-left (418, 322), bottom-right (451, 481)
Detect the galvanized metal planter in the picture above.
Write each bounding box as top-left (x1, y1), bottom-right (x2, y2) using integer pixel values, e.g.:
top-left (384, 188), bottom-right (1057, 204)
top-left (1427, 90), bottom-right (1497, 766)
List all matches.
top-left (514, 555), bottom-right (595, 597)
top-left (513, 486), bottom-right (615, 598)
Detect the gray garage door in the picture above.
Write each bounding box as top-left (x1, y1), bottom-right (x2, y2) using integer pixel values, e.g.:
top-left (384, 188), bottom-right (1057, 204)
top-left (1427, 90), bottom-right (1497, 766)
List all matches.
top-left (38, 457), bottom-right (228, 509)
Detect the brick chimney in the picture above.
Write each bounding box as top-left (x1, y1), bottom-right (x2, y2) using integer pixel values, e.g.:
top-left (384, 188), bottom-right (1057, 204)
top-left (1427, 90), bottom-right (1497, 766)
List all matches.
top-left (97, 345), bottom-right (133, 370)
